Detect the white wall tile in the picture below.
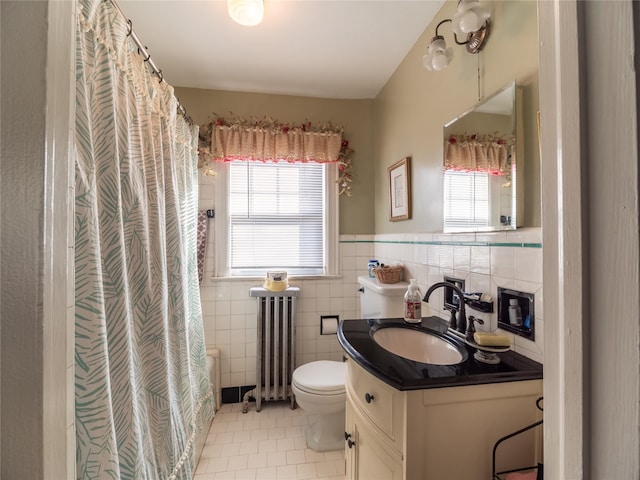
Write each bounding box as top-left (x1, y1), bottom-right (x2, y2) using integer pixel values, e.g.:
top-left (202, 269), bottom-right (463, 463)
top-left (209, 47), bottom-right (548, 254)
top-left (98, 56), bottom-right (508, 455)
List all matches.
top-left (514, 247), bottom-right (543, 283)
top-left (450, 233), bottom-right (475, 243)
top-left (327, 296), bottom-right (343, 313)
top-left (439, 244), bottom-right (454, 270)
top-left (507, 227), bottom-right (542, 244)
top-left (416, 244), bottom-right (429, 265)
top-left (341, 254), bottom-right (356, 271)
top-left (491, 246), bottom-right (515, 278)
top-left (200, 230), bottom-right (544, 388)
top-left (453, 245), bottom-right (471, 272)
top-left (470, 246), bottom-right (491, 275)
top-left (215, 300), bottom-right (232, 316)
top-left (201, 300), bottom-right (216, 317)
top-left (466, 272), bottom-right (491, 296)
top-left (316, 283), bottom-right (330, 299)
top-left (427, 244), bottom-right (440, 267)
top-left (476, 231), bottom-right (507, 243)
top-left (230, 314), bottom-right (246, 329)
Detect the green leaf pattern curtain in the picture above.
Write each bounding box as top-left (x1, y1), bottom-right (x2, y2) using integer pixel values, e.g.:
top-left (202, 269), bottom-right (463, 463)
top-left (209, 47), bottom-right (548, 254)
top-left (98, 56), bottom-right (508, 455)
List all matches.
top-left (75, 1), bottom-right (214, 478)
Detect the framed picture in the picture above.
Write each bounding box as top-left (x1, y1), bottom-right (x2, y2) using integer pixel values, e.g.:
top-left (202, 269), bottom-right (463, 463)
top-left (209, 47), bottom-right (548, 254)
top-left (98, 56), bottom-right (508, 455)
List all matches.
top-left (388, 156), bottom-right (411, 221)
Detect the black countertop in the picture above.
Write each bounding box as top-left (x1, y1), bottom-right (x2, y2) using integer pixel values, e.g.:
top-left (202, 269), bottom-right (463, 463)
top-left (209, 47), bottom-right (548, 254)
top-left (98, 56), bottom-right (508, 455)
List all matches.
top-left (338, 316), bottom-right (543, 391)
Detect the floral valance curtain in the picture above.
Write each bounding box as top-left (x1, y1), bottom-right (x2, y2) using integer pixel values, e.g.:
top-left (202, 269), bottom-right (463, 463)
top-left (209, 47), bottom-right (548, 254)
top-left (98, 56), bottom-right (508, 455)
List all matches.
top-left (201, 117), bottom-right (342, 163)
top-left (444, 134), bottom-right (512, 175)
top-left (199, 116), bottom-right (355, 196)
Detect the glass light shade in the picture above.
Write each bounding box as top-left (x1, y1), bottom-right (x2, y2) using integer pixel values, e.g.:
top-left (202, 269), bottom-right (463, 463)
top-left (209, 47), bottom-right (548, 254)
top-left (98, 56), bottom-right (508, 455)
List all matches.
top-left (228, 0), bottom-right (264, 26)
top-left (458, 11), bottom-right (482, 32)
top-left (431, 50), bottom-right (451, 71)
top-left (423, 53), bottom-right (435, 71)
top-left (423, 37), bottom-right (453, 71)
top-left (452, 1), bottom-right (490, 35)
top-left (429, 36), bottom-right (447, 53)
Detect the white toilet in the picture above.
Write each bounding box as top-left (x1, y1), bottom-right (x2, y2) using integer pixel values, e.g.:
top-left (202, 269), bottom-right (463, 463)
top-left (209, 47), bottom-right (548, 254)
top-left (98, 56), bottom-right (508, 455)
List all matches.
top-left (292, 360), bottom-right (346, 452)
top-left (291, 276), bottom-right (406, 452)
top-left (357, 275), bottom-right (408, 319)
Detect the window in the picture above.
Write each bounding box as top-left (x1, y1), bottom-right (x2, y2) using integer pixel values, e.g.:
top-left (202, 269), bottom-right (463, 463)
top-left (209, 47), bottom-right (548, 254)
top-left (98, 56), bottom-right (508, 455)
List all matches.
top-left (215, 160), bottom-right (338, 277)
top-left (443, 170), bottom-right (489, 230)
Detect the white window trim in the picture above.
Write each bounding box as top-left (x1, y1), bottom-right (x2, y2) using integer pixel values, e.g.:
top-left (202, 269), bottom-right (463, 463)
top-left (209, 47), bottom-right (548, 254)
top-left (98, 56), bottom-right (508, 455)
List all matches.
top-left (213, 161), bottom-right (339, 278)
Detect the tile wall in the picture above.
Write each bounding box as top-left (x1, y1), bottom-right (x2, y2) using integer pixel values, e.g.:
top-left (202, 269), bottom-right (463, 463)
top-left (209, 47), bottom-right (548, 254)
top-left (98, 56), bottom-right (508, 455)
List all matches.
top-left (370, 229), bottom-right (544, 363)
top-left (199, 236), bottom-right (373, 389)
top-left (199, 228), bottom-right (543, 391)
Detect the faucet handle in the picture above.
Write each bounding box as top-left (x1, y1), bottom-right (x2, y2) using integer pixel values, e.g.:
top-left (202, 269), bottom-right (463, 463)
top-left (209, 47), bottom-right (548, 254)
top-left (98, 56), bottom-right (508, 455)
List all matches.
top-left (466, 316), bottom-right (485, 341)
top-left (446, 307), bottom-right (458, 330)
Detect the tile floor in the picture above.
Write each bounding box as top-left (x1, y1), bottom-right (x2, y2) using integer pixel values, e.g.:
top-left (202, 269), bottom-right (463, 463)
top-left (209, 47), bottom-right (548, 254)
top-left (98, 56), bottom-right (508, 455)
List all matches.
top-left (194, 401), bottom-right (346, 480)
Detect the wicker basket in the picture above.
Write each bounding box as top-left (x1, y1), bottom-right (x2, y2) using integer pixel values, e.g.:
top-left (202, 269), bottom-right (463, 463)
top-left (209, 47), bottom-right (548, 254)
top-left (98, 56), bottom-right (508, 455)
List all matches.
top-left (372, 265), bottom-right (403, 284)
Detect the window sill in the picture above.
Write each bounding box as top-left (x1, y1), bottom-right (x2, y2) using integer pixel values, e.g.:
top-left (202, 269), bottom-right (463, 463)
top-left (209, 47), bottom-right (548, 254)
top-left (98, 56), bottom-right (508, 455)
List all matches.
top-left (206, 274), bottom-right (344, 283)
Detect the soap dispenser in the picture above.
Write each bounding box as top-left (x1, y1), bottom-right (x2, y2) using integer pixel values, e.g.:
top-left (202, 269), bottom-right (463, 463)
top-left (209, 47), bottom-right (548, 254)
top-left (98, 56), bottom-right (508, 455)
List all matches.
top-left (404, 279), bottom-right (422, 323)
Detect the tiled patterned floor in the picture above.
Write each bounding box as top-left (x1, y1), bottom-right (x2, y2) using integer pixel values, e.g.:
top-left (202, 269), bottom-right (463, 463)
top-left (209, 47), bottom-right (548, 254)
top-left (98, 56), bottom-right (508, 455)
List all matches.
top-left (194, 401), bottom-right (346, 480)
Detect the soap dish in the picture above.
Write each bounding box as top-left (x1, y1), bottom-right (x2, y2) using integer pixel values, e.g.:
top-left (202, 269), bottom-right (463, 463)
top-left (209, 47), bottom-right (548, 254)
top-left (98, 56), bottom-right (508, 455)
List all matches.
top-left (465, 338), bottom-right (510, 364)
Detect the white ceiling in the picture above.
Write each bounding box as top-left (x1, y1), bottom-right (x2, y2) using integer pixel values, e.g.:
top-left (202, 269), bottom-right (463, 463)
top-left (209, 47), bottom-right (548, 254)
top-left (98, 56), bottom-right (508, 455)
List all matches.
top-left (118, 0), bottom-right (445, 99)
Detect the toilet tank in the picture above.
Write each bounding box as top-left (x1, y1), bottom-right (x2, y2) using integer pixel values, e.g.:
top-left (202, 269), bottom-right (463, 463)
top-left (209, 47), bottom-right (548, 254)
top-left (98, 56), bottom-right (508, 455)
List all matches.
top-left (358, 275), bottom-right (408, 318)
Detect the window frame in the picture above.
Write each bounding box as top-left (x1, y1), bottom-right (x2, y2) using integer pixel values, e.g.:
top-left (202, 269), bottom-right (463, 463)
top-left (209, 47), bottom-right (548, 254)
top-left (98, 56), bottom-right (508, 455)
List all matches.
top-left (213, 160), bottom-right (339, 278)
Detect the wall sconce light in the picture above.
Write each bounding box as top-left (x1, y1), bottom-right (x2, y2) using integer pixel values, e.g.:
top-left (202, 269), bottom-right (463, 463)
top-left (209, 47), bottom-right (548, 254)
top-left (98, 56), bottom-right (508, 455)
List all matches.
top-left (423, 0), bottom-right (491, 71)
top-left (228, 0), bottom-right (264, 26)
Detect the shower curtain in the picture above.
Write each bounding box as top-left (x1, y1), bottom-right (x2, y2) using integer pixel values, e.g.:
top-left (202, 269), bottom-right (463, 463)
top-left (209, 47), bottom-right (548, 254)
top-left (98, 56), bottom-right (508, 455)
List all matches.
top-left (75, 1), bottom-right (214, 478)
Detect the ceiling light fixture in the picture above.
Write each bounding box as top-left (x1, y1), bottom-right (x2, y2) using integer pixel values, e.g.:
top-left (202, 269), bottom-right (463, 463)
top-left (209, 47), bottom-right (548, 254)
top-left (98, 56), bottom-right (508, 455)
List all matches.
top-left (423, 0), bottom-right (491, 72)
top-left (227, 0), bottom-right (264, 26)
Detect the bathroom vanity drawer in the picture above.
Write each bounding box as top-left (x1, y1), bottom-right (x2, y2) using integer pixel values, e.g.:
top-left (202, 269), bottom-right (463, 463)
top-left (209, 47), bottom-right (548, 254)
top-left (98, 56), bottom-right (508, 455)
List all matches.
top-left (346, 360), bottom-right (404, 446)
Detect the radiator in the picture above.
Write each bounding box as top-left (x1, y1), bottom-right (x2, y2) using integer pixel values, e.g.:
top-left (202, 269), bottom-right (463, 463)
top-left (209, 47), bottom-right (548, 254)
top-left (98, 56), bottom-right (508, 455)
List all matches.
top-left (246, 286), bottom-right (300, 412)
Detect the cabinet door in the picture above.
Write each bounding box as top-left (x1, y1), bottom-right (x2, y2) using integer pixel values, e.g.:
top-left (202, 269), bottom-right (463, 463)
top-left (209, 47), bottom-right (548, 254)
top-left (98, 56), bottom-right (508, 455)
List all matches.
top-left (345, 401), bottom-right (354, 479)
top-left (346, 401), bottom-right (403, 480)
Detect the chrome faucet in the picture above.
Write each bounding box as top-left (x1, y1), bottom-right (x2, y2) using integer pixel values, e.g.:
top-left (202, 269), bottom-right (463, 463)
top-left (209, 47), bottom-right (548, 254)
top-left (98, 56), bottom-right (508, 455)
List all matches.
top-left (423, 282), bottom-right (467, 335)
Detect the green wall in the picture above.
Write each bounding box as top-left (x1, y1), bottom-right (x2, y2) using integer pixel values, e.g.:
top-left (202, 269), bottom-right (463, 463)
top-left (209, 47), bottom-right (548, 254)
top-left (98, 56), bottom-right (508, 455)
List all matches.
top-left (174, 87), bottom-right (376, 234)
top-left (374, 0), bottom-right (539, 233)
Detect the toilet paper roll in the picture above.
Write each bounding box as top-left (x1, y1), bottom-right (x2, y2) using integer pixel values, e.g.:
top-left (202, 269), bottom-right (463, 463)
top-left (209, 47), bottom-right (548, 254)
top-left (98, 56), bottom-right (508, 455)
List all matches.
top-left (320, 317), bottom-right (339, 335)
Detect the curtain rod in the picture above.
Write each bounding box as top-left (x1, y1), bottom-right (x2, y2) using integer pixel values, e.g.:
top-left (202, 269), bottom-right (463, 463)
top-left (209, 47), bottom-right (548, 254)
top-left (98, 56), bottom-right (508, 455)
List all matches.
top-left (107, 0), bottom-right (192, 125)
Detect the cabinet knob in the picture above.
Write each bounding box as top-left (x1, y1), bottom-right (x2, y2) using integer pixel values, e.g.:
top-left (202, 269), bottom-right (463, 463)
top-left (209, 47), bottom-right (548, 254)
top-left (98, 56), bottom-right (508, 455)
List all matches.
top-left (345, 432), bottom-right (355, 448)
top-left (365, 393), bottom-right (374, 403)
top-left (358, 287), bottom-right (365, 293)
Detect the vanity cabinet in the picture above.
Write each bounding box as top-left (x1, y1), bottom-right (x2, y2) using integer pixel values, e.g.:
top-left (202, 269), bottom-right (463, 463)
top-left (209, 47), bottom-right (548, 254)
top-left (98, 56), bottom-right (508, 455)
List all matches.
top-left (345, 401), bottom-right (403, 480)
top-left (344, 359), bottom-right (543, 480)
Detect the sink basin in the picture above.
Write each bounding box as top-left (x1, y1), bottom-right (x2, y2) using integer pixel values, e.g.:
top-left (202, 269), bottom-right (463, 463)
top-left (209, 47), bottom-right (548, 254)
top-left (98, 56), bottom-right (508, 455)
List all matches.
top-left (372, 327), bottom-right (464, 365)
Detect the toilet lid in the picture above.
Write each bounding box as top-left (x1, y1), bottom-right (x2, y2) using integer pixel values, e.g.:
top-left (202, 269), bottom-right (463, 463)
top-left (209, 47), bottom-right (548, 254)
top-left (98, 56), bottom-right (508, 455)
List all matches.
top-left (292, 361), bottom-right (346, 394)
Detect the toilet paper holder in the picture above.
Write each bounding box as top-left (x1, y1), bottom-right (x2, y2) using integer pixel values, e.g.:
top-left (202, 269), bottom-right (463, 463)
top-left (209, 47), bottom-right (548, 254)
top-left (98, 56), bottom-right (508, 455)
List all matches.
top-left (320, 315), bottom-right (339, 335)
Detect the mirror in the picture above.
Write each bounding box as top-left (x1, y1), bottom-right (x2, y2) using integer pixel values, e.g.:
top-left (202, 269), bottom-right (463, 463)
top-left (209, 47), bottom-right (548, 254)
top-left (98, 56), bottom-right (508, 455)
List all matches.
top-left (442, 81), bottom-right (523, 233)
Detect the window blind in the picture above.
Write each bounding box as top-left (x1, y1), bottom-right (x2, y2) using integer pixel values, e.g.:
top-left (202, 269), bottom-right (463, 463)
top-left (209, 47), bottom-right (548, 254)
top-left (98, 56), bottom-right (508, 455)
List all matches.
top-left (443, 170), bottom-right (490, 230)
top-left (229, 161), bottom-right (325, 276)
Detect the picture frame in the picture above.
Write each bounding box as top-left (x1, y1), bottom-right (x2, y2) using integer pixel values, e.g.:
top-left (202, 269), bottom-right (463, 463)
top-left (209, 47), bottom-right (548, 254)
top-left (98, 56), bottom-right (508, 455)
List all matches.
top-left (388, 156), bottom-right (411, 221)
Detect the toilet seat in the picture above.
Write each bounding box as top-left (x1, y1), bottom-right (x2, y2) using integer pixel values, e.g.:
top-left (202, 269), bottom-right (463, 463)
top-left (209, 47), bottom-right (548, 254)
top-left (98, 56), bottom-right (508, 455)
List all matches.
top-left (292, 360), bottom-right (346, 395)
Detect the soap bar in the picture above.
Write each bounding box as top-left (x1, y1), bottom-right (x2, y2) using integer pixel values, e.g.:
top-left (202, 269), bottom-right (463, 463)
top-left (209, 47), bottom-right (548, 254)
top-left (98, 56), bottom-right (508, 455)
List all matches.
top-left (473, 331), bottom-right (510, 347)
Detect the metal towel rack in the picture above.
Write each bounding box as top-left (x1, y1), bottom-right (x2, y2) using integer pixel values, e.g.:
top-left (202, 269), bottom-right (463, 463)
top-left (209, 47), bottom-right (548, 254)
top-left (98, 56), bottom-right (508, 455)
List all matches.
top-left (492, 396), bottom-right (544, 480)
